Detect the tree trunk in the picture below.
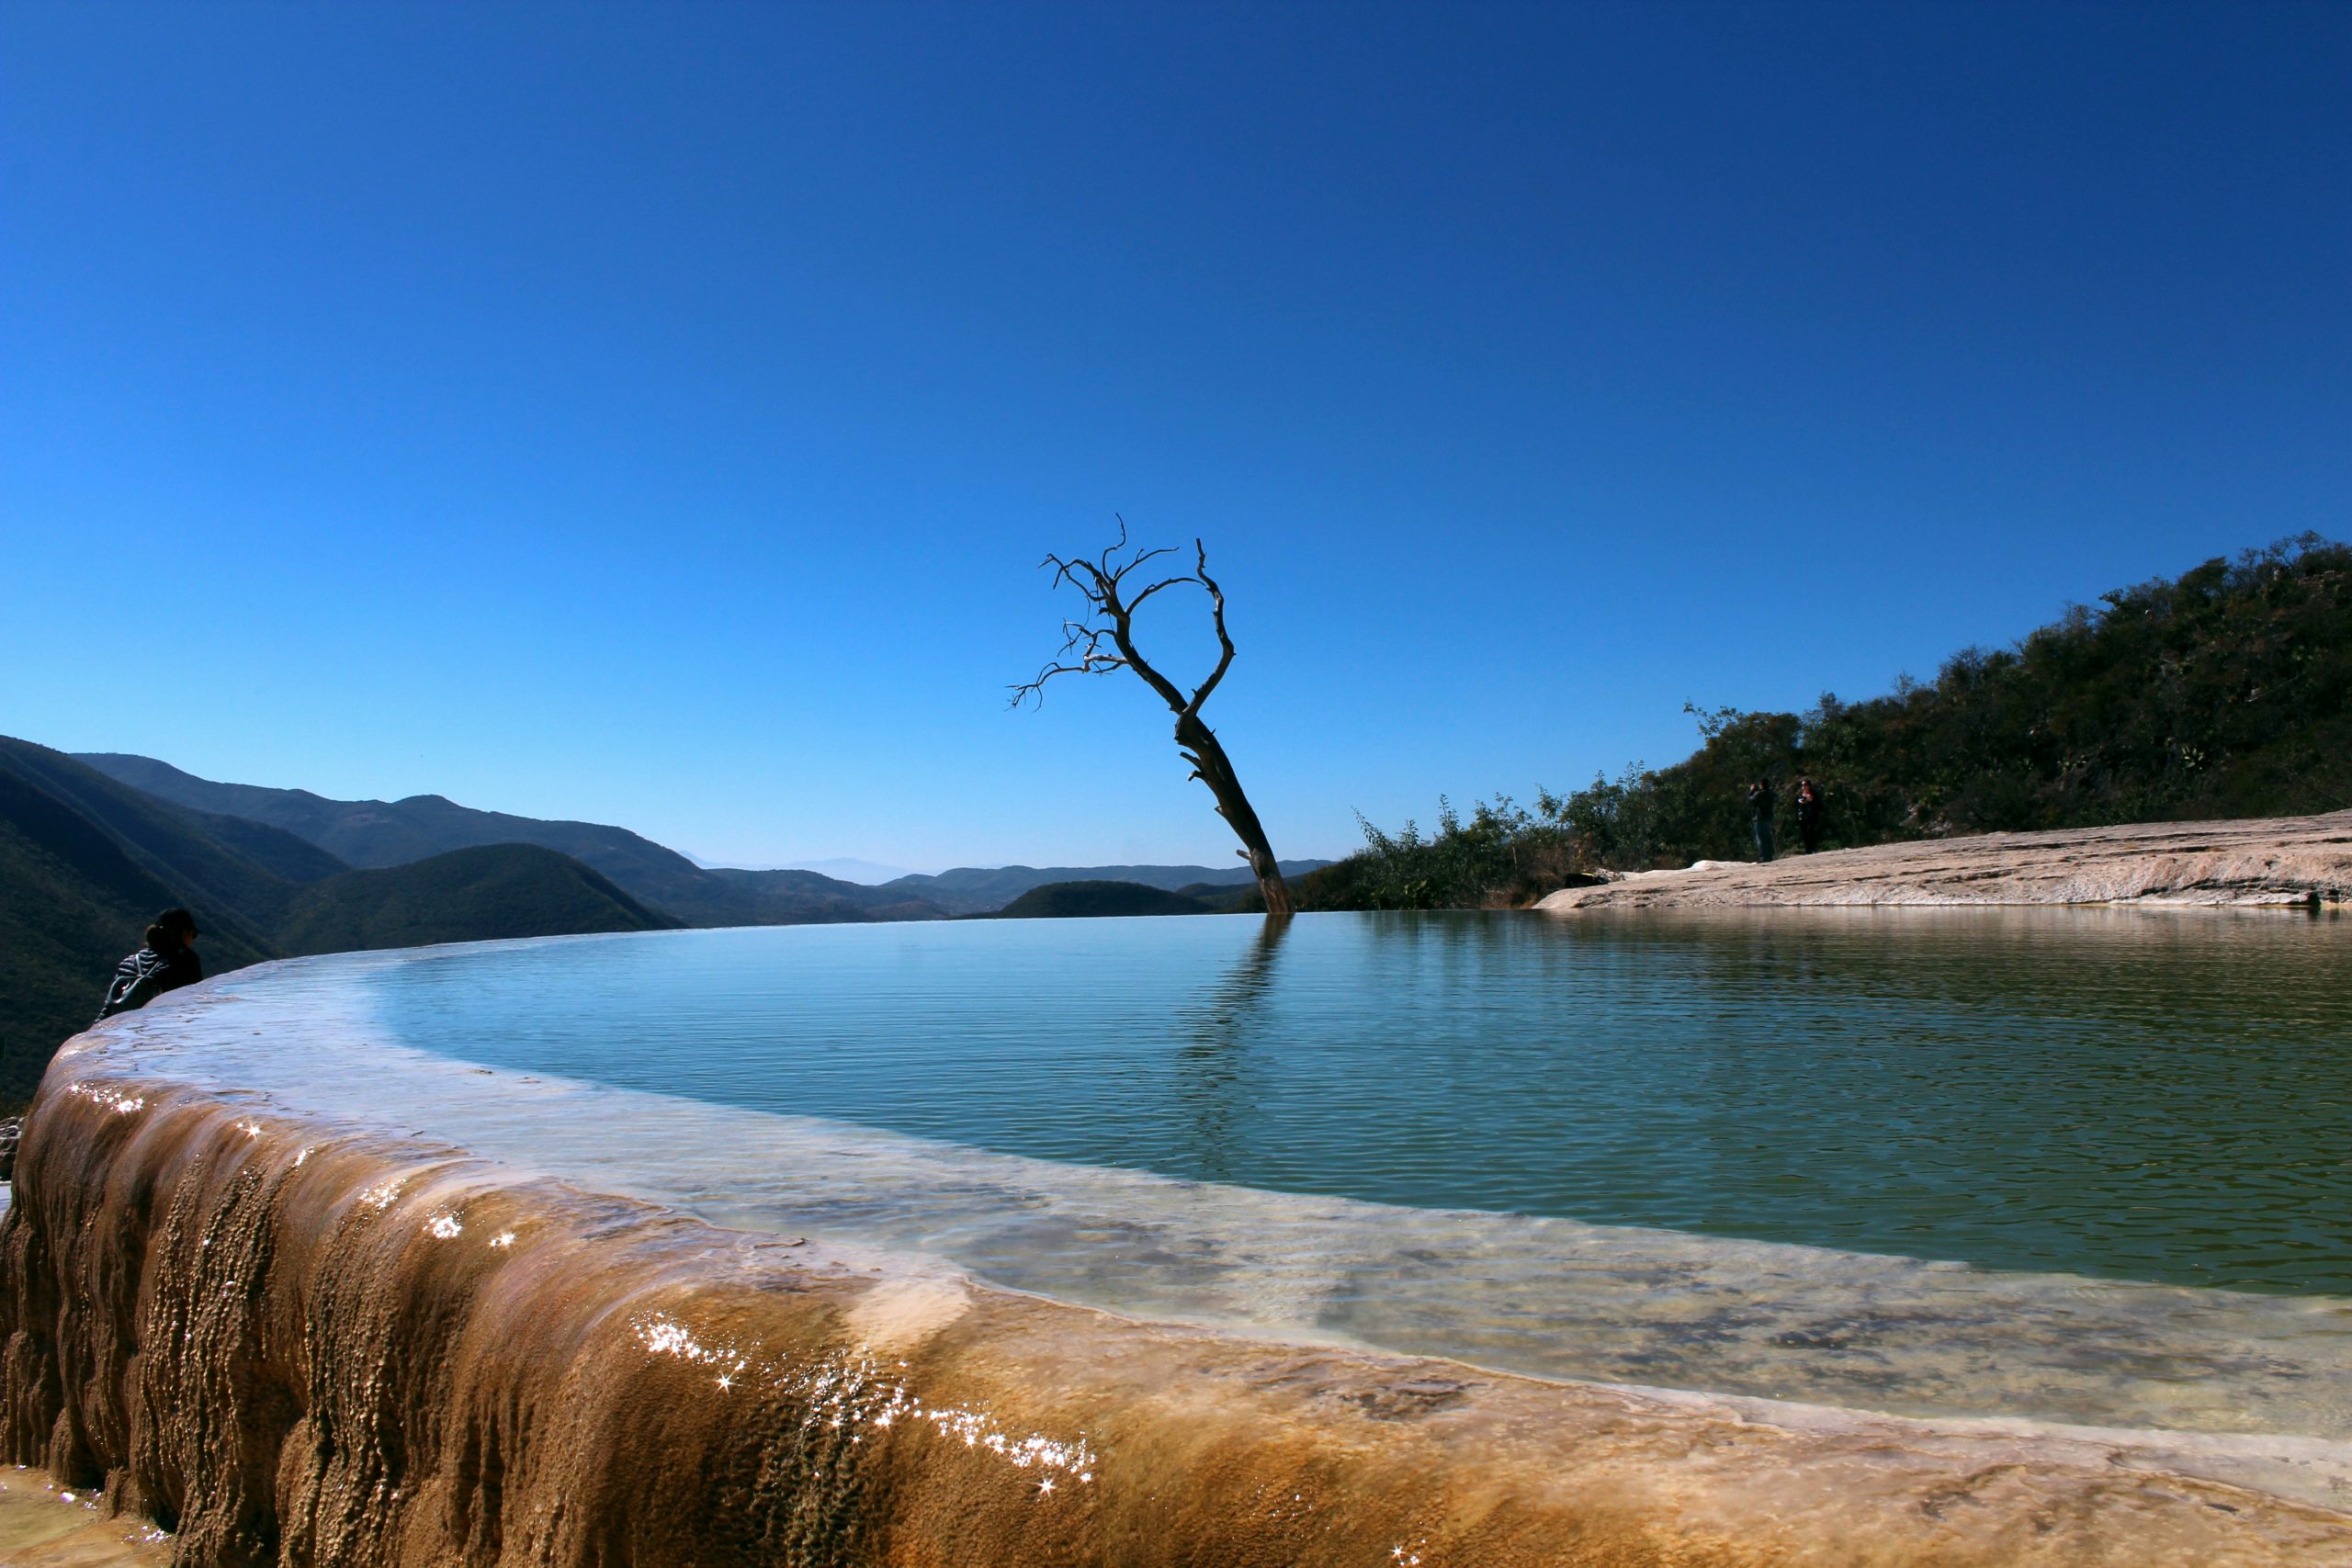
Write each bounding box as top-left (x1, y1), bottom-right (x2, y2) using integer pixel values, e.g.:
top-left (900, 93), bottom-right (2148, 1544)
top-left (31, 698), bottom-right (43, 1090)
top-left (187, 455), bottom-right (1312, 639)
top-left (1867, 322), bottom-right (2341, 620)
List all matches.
top-left (1019, 532), bottom-right (1292, 917)
top-left (1176, 713), bottom-right (1295, 916)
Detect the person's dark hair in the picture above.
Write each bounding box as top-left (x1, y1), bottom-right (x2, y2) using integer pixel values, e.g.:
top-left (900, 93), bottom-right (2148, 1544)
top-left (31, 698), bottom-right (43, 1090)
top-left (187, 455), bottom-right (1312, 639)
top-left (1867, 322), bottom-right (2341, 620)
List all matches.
top-left (146, 908), bottom-right (200, 950)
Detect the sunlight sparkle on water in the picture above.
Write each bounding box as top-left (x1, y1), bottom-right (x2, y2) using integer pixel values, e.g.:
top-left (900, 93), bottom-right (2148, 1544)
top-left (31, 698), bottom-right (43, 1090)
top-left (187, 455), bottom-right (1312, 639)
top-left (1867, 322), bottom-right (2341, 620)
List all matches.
top-left (65, 1083), bottom-right (145, 1116)
top-left (627, 1312), bottom-right (1093, 1495)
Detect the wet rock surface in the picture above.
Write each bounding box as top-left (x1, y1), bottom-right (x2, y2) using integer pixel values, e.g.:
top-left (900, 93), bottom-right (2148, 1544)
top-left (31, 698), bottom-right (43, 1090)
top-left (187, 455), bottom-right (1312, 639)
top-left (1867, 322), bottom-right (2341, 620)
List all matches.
top-left (0, 1059), bottom-right (2347, 1564)
top-left (1539, 807), bottom-right (2352, 910)
top-left (0, 1470), bottom-right (170, 1566)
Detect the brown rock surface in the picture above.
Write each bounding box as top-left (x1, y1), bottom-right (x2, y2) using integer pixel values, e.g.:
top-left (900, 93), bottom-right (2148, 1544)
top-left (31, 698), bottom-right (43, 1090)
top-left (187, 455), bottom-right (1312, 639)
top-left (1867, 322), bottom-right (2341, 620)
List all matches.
top-left (0, 1061), bottom-right (2346, 1566)
top-left (1538, 808), bottom-right (2352, 911)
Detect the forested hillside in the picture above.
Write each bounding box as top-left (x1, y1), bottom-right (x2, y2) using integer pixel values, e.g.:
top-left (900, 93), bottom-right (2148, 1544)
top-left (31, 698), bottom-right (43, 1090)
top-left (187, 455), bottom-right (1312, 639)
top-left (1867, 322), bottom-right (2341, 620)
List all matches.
top-left (276, 844), bottom-right (678, 954)
top-left (1310, 536), bottom-right (2352, 908)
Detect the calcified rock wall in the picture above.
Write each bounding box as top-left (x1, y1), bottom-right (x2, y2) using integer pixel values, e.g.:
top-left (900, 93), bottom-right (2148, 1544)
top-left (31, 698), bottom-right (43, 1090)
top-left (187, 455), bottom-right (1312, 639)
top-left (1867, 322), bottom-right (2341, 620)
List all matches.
top-left (4, 1070), bottom-right (2350, 1566)
top-left (1540, 808), bottom-right (2352, 911)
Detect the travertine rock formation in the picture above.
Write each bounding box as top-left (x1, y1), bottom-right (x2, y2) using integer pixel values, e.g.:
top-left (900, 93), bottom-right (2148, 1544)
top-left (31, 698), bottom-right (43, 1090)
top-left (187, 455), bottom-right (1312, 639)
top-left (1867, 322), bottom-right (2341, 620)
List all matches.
top-left (1539, 808), bottom-right (2352, 911)
top-left (2, 1061), bottom-right (2348, 1565)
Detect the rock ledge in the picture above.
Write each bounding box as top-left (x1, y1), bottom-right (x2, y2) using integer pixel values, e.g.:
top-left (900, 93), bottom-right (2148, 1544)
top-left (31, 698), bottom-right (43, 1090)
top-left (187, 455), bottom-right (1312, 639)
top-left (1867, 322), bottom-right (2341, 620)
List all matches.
top-left (1537, 808), bottom-right (2352, 911)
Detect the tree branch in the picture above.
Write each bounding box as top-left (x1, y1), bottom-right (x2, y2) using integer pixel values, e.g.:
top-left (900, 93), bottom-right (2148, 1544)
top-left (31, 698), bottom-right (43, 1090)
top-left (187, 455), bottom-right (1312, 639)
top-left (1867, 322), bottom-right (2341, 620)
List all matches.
top-left (1185, 539), bottom-right (1237, 716)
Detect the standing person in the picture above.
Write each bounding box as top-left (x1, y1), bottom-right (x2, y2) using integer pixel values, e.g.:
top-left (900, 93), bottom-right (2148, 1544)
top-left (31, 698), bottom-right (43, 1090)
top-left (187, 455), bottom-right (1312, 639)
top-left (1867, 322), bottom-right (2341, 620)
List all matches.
top-left (1746, 780), bottom-right (1776, 863)
top-left (95, 908), bottom-right (203, 1022)
top-left (1795, 776), bottom-right (1826, 854)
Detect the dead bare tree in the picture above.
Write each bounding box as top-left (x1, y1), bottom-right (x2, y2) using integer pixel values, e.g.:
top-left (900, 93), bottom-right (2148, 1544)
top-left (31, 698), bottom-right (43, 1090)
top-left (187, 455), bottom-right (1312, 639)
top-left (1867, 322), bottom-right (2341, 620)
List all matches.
top-left (1012, 522), bottom-right (1295, 917)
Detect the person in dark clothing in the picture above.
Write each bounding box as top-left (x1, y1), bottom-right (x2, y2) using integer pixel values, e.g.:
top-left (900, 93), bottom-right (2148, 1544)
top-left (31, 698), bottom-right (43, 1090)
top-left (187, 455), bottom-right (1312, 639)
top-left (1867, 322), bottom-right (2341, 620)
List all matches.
top-left (1746, 780), bottom-right (1776, 863)
top-left (1794, 776), bottom-right (1826, 853)
top-left (95, 908), bottom-right (203, 1022)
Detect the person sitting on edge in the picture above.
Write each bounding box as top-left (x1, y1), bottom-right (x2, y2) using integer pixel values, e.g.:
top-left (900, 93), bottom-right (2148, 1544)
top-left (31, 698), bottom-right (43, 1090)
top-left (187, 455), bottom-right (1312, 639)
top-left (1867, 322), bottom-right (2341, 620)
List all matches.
top-left (1746, 779), bottom-right (1776, 863)
top-left (95, 908), bottom-right (203, 1022)
top-left (1794, 775), bottom-right (1826, 854)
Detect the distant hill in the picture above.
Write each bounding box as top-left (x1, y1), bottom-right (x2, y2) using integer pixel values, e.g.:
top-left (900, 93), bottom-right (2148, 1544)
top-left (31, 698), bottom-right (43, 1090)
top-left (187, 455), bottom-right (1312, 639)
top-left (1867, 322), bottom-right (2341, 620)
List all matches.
top-left (1176, 882), bottom-right (1262, 913)
top-left (884, 860), bottom-right (1332, 916)
top-left (76, 754), bottom-right (946, 925)
top-left (990, 880), bottom-right (1216, 919)
top-left (0, 738), bottom-right (680, 1109)
top-left (776, 857), bottom-right (918, 884)
top-left (682, 866), bottom-right (946, 926)
top-left (277, 844), bottom-right (680, 954)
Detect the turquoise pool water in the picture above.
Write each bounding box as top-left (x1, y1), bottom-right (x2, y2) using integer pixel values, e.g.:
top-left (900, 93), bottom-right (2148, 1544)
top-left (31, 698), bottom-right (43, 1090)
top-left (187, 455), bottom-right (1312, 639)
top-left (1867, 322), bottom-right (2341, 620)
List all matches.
top-left (89, 909), bottom-right (2352, 1465)
top-left (355, 908), bottom-right (2351, 1295)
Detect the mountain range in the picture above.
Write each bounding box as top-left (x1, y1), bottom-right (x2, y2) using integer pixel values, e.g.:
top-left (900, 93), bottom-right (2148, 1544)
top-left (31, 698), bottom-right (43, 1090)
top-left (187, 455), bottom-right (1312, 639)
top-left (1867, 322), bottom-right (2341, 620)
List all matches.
top-left (874, 860), bottom-right (1330, 916)
top-left (2, 742), bottom-right (1329, 1105)
top-left (0, 738), bottom-right (677, 1105)
top-left (77, 753), bottom-right (948, 927)
top-left (76, 753), bottom-right (1328, 919)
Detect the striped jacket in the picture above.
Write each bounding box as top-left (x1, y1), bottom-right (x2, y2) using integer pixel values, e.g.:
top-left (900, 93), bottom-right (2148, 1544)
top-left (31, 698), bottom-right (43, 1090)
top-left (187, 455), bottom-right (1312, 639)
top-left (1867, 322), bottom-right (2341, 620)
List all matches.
top-left (95, 945), bottom-right (202, 1024)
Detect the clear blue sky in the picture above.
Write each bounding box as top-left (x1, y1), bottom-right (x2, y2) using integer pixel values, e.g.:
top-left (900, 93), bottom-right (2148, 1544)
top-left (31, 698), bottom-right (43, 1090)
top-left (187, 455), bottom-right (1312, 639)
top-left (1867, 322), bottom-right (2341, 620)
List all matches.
top-left (3, 2), bottom-right (2345, 872)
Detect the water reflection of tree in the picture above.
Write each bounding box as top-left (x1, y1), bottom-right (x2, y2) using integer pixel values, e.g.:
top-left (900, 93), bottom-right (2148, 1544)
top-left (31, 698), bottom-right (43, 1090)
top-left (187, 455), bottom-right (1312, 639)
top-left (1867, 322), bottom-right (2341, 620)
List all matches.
top-left (1171, 918), bottom-right (1291, 1181)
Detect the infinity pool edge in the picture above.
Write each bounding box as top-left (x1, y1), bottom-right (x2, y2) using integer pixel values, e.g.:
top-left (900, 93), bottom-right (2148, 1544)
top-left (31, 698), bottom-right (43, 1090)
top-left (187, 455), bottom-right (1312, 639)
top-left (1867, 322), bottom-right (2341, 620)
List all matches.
top-left (2, 1021), bottom-right (2347, 1566)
